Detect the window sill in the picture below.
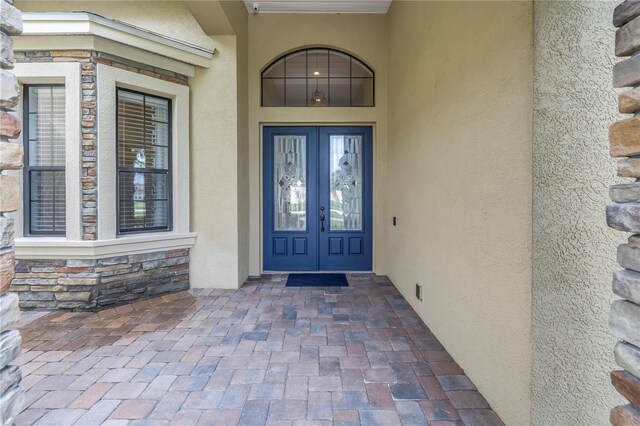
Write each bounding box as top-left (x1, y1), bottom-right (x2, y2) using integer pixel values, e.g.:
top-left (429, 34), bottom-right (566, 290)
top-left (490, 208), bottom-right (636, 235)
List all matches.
top-left (14, 232), bottom-right (197, 259)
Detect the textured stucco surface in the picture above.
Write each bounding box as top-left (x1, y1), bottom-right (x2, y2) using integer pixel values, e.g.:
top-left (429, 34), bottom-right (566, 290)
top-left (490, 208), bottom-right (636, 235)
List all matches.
top-left (387, 2), bottom-right (533, 424)
top-left (532, 1), bottom-right (625, 424)
top-left (247, 13), bottom-right (389, 276)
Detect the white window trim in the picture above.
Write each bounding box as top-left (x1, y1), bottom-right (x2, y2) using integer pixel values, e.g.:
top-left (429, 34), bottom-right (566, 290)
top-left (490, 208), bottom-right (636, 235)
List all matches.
top-left (11, 62), bottom-right (82, 241)
top-left (19, 12), bottom-right (215, 71)
top-left (10, 62), bottom-right (196, 259)
top-left (14, 232), bottom-right (197, 259)
top-left (97, 64), bottom-right (191, 240)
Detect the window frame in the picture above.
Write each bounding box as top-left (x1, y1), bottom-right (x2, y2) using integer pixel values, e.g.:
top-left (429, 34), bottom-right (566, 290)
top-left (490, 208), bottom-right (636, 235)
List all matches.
top-left (261, 48), bottom-right (375, 108)
top-left (22, 83), bottom-right (67, 237)
top-left (115, 87), bottom-right (173, 235)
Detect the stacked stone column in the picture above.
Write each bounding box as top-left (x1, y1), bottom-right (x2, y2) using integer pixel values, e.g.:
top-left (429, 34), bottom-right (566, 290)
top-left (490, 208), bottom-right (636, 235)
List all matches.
top-left (0, 0), bottom-right (24, 424)
top-left (606, 1), bottom-right (640, 424)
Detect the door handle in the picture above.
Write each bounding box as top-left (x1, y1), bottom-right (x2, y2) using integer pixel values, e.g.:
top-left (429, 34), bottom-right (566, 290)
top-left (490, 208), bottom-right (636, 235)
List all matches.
top-left (320, 206), bottom-right (325, 232)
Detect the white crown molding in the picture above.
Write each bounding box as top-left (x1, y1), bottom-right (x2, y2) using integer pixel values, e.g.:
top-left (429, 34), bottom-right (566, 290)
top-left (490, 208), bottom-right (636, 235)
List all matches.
top-left (244, 0), bottom-right (392, 14)
top-left (16, 12), bottom-right (214, 69)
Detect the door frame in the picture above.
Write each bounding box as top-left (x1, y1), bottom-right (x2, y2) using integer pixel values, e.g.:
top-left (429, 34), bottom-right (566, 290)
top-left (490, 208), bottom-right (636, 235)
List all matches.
top-left (259, 122), bottom-right (377, 273)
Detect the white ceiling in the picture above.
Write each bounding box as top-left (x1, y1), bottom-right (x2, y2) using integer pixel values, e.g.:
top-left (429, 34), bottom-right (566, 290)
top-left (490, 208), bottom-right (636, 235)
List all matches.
top-left (243, 0), bottom-right (392, 14)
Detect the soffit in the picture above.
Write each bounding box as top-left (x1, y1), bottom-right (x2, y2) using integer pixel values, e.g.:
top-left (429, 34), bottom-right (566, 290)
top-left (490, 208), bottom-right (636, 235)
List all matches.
top-left (242, 0), bottom-right (392, 14)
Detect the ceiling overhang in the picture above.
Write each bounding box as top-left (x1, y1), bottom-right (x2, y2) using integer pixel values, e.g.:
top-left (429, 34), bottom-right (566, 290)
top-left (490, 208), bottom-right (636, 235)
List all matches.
top-left (242, 0), bottom-right (392, 14)
top-left (14, 12), bottom-right (215, 76)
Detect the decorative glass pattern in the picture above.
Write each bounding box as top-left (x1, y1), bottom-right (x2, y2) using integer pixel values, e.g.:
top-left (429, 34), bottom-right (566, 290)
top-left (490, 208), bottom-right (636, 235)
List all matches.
top-left (117, 89), bottom-right (171, 233)
top-left (262, 48), bottom-right (374, 107)
top-left (24, 85), bottom-right (66, 235)
top-left (329, 135), bottom-right (363, 231)
top-left (274, 136), bottom-right (307, 231)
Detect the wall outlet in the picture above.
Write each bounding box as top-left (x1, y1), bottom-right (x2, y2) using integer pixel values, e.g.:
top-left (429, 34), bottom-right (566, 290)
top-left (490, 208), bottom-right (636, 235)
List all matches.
top-left (393, 216), bottom-right (397, 226)
top-left (415, 283), bottom-right (422, 301)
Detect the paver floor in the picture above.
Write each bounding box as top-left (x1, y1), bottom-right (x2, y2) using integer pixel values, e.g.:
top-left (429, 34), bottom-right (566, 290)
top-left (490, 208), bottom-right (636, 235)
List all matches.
top-left (13, 274), bottom-right (503, 425)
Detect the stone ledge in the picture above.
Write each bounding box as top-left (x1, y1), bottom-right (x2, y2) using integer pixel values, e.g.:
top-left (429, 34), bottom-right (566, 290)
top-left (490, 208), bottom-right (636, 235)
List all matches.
top-left (614, 269), bottom-right (640, 305)
top-left (610, 115), bottom-right (640, 157)
top-left (614, 53), bottom-right (640, 88)
top-left (0, 384), bottom-right (24, 426)
top-left (0, 31), bottom-right (13, 69)
top-left (617, 158), bottom-right (640, 177)
top-left (607, 203), bottom-right (640, 233)
top-left (611, 183), bottom-right (640, 203)
top-left (0, 216), bottom-right (13, 249)
top-left (615, 0), bottom-right (640, 27)
top-left (0, 141), bottom-right (23, 169)
top-left (0, 250), bottom-right (15, 294)
top-left (0, 69), bottom-right (19, 110)
top-left (0, 1), bottom-right (22, 36)
top-left (610, 299), bottom-right (640, 347)
top-left (616, 15), bottom-right (640, 56)
top-left (0, 330), bottom-right (21, 370)
top-left (615, 341), bottom-right (640, 380)
top-left (611, 404), bottom-right (640, 426)
top-left (0, 293), bottom-right (19, 330)
top-left (620, 87), bottom-right (640, 114)
top-left (0, 174), bottom-right (19, 213)
top-left (611, 370), bottom-right (640, 408)
top-left (0, 365), bottom-right (20, 395)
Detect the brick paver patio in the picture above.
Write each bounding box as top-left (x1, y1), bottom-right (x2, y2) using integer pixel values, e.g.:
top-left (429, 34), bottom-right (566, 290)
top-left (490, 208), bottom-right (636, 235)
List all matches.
top-left (12, 274), bottom-right (502, 425)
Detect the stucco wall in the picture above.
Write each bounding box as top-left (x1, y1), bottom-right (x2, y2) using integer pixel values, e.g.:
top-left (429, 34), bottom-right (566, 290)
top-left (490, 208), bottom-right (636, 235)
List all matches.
top-left (532, 1), bottom-right (625, 424)
top-left (190, 35), bottom-right (243, 288)
top-left (387, 2), bottom-right (533, 424)
top-left (247, 13), bottom-right (388, 276)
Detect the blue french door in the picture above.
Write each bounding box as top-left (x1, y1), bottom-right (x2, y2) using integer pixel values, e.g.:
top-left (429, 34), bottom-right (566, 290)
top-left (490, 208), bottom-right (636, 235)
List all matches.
top-left (263, 126), bottom-right (373, 271)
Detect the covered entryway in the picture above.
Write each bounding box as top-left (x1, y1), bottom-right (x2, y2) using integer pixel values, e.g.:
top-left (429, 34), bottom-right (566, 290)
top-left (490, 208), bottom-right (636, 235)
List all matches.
top-left (263, 126), bottom-right (373, 272)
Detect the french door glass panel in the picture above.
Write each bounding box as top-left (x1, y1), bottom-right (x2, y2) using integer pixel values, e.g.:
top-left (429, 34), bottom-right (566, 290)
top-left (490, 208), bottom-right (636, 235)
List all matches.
top-left (329, 135), bottom-right (363, 231)
top-left (274, 135), bottom-right (307, 231)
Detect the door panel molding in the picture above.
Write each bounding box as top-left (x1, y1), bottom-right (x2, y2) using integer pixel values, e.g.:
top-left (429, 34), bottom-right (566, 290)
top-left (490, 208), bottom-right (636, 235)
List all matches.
top-left (263, 125), bottom-right (372, 272)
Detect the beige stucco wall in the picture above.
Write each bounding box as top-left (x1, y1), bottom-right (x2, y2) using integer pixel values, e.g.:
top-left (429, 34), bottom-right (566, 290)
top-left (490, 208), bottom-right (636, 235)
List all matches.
top-left (228, 3), bottom-right (250, 285)
top-left (387, 2), bottom-right (533, 424)
top-left (532, 1), bottom-right (624, 424)
top-left (247, 13), bottom-right (388, 276)
top-left (190, 34), bottom-right (243, 288)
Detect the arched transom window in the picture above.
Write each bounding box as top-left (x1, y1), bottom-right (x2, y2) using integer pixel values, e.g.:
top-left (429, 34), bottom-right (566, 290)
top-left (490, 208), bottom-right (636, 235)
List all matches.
top-left (262, 48), bottom-right (374, 107)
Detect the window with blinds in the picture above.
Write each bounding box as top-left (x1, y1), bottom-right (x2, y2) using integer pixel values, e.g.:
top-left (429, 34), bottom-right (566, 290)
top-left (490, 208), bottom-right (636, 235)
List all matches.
top-left (24, 85), bottom-right (66, 235)
top-left (117, 89), bottom-right (171, 234)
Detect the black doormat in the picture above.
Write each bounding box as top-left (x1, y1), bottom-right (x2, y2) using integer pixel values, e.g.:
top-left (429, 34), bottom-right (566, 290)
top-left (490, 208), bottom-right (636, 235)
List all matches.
top-left (285, 273), bottom-right (349, 287)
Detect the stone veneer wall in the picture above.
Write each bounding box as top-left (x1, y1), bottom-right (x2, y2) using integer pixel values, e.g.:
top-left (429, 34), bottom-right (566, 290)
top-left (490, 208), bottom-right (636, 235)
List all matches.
top-left (606, 1), bottom-right (640, 423)
top-left (0, 0), bottom-right (25, 423)
top-left (11, 249), bottom-right (190, 311)
top-left (13, 50), bottom-right (189, 241)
